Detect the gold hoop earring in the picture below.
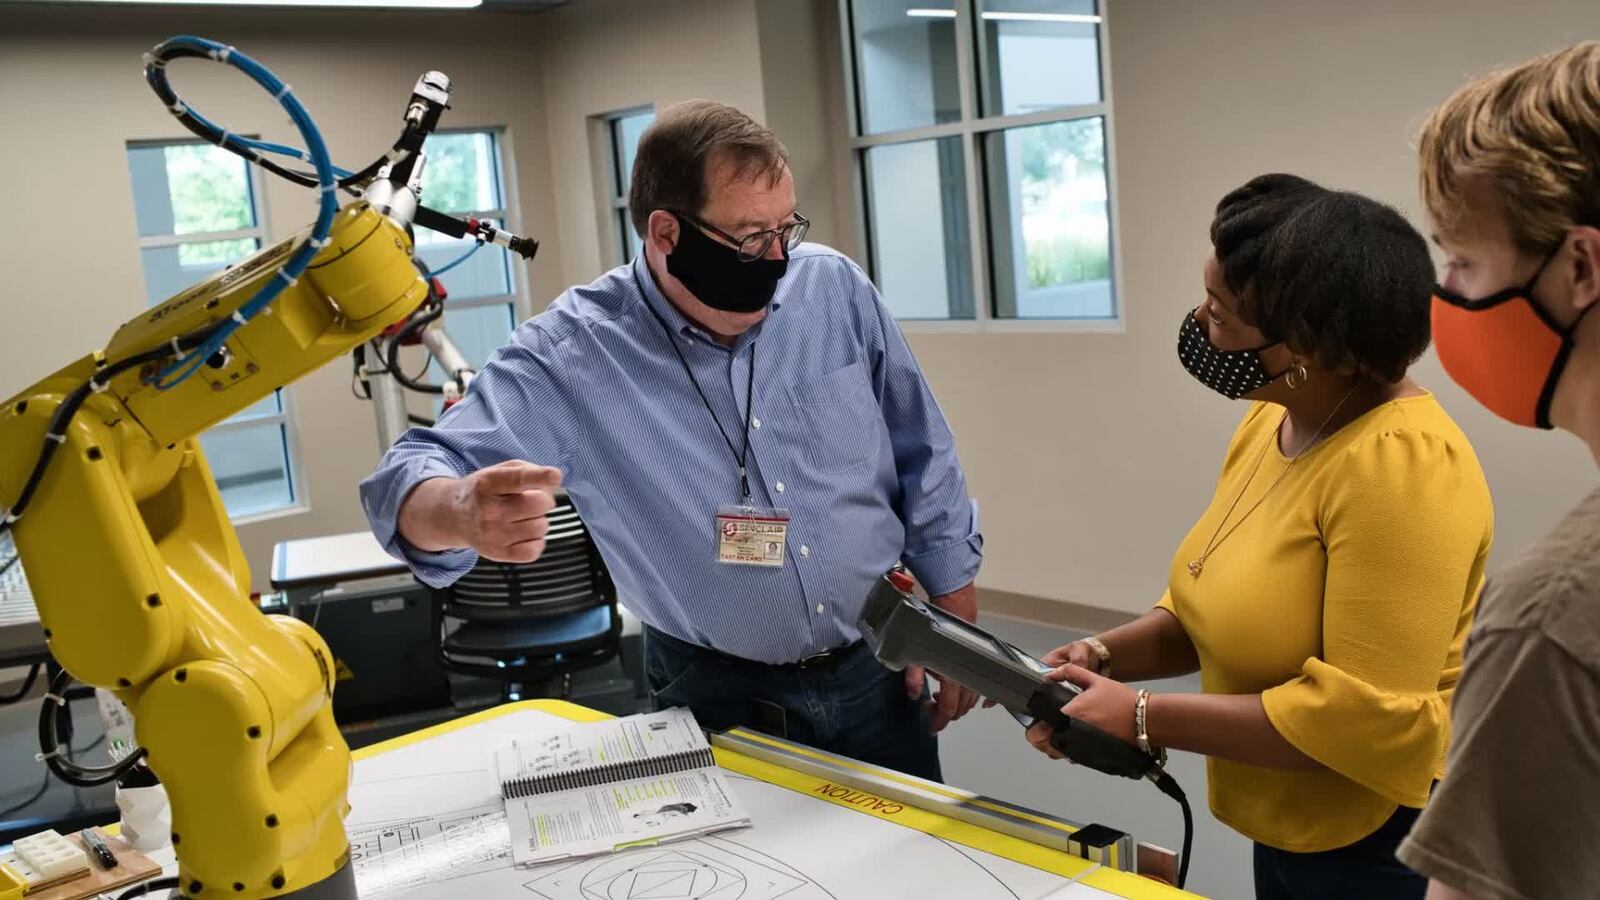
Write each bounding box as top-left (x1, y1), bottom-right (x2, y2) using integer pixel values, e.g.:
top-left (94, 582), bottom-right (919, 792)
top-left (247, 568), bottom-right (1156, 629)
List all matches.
top-left (1285, 365), bottom-right (1309, 390)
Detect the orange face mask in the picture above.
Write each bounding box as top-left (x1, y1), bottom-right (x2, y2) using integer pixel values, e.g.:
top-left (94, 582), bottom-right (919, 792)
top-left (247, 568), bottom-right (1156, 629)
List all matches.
top-left (1431, 251), bottom-right (1587, 429)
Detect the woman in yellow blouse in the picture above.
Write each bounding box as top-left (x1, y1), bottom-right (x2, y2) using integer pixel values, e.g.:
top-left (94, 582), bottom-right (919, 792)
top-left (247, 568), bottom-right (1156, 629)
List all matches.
top-left (1026, 174), bottom-right (1493, 900)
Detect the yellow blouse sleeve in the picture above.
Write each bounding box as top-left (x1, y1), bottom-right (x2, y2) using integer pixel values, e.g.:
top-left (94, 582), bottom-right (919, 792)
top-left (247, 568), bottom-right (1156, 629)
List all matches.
top-left (1261, 428), bottom-right (1488, 807)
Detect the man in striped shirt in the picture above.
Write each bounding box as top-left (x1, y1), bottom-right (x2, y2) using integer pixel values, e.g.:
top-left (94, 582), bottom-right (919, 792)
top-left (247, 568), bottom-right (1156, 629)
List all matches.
top-left (361, 100), bottom-right (982, 781)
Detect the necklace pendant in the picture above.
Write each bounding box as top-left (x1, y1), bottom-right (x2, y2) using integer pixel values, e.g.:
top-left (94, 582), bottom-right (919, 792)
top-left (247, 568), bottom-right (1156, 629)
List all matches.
top-left (1187, 559), bottom-right (1203, 578)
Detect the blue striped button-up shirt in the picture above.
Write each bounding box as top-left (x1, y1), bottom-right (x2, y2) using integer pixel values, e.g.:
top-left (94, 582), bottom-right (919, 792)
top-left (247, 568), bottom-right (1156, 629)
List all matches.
top-left (359, 245), bottom-right (982, 664)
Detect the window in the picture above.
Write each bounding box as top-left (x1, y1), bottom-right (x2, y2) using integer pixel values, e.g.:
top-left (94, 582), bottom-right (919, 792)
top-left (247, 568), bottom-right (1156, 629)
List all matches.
top-left (602, 108), bottom-right (655, 267)
top-left (127, 141), bottom-right (300, 519)
top-left (415, 130), bottom-right (521, 374)
top-left (843, 0), bottom-right (1118, 322)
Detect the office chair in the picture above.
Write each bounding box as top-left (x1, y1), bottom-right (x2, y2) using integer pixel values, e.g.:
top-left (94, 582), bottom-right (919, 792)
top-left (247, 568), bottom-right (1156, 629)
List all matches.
top-left (431, 494), bottom-right (621, 702)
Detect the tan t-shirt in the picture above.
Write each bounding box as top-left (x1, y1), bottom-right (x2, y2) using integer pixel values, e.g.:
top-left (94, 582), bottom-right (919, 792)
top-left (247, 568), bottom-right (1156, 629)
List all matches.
top-left (1398, 487), bottom-right (1600, 900)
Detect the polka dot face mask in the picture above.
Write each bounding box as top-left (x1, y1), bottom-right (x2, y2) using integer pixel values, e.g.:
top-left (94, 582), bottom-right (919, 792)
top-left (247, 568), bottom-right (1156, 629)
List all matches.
top-left (1177, 308), bottom-right (1281, 400)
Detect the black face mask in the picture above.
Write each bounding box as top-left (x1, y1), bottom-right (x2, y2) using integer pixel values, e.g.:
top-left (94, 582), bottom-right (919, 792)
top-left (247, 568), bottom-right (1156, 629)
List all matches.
top-left (666, 213), bottom-right (789, 314)
top-left (1177, 309), bottom-right (1281, 400)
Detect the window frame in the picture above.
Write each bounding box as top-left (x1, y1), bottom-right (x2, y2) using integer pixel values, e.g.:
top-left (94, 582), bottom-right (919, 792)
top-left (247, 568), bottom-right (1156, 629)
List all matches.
top-left (837, 0), bottom-right (1126, 332)
top-left (597, 106), bottom-right (655, 269)
top-left (419, 126), bottom-right (529, 325)
top-left (127, 137), bottom-right (307, 524)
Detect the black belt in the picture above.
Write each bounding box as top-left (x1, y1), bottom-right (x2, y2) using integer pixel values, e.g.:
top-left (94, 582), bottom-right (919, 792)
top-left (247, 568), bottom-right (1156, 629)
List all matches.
top-left (792, 641), bottom-right (863, 669)
top-left (647, 626), bottom-right (862, 671)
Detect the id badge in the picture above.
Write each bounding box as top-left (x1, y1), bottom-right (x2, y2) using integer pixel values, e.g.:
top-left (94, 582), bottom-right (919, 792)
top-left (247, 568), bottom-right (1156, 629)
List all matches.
top-left (716, 505), bottom-right (790, 567)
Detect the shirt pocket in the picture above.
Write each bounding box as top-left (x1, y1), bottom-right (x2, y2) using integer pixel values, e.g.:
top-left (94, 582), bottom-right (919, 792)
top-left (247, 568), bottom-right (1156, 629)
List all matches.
top-left (788, 361), bottom-right (883, 474)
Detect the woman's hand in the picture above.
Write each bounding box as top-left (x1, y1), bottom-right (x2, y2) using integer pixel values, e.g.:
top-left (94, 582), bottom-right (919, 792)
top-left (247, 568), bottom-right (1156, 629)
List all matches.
top-left (1041, 640), bottom-right (1101, 671)
top-left (985, 639), bottom-right (1103, 710)
top-left (1024, 664), bottom-right (1139, 760)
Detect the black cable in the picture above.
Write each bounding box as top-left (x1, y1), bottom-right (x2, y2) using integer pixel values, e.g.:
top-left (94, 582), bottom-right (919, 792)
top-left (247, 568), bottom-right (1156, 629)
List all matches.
top-left (117, 876), bottom-right (182, 899)
top-left (383, 312), bottom-right (447, 394)
top-left (140, 40), bottom-right (542, 261)
top-left (37, 668), bottom-right (147, 787)
top-left (358, 261), bottom-right (450, 394)
top-left (0, 552), bottom-right (18, 579)
top-left (408, 413), bottom-right (436, 428)
top-left (3, 315), bottom-right (228, 535)
top-left (143, 42), bottom-right (412, 195)
top-left (1153, 771), bottom-right (1194, 890)
top-left (408, 350), bottom-right (436, 383)
top-left (0, 663), bottom-right (41, 704)
top-left (3, 335), bottom-right (197, 534)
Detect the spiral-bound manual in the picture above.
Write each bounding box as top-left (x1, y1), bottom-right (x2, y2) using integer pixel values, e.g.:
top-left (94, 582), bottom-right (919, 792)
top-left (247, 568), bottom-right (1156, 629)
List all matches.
top-left (496, 707), bottom-right (750, 866)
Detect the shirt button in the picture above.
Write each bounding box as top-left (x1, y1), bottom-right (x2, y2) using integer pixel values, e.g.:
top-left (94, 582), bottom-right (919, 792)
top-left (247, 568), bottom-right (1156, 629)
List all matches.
top-left (775, 481), bottom-right (785, 493)
top-left (801, 545), bottom-right (810, 557)
top-left (815, 603), bottom-right (825, 615)
top-left (752, 417), bottom-right (761, 429)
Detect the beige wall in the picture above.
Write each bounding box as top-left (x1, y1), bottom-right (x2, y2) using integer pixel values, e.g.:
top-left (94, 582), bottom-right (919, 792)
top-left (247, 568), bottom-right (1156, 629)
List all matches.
top-left (0, 7), bottom-right (563, 589)
top-left (3, 0), bottom-right (1597, 617)
top-left (534, 0), bottom-right (767, 285)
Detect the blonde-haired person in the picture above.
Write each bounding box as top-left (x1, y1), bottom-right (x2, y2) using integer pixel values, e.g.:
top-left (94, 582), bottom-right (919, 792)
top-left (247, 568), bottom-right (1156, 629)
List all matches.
top-left (1399, 42), bottom-right (1600, 900)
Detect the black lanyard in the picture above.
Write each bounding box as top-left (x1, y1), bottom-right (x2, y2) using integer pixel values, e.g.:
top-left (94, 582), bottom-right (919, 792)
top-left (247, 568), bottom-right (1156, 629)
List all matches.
top-left (637, 272), bottom-right (757, 503)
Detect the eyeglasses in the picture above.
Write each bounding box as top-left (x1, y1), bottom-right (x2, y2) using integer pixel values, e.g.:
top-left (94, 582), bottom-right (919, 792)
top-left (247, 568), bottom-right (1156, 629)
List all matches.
top-left (674, 211), bottom-right (810, 262)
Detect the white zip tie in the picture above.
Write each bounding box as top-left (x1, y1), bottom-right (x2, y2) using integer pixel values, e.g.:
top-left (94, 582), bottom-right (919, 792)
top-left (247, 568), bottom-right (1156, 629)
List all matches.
top-left (142, 52), bottom-right (166, 69)
top-left (89, 378), bottom-right (109, 394)
top-left (209, 45), bottom-right (234, 63)
top-left (320, 183), bottom-right (338, 195)
top-left (220, 127), bottom-right (232, 146)
top-left (169, 100), bottom-right (187, 115)
top-left (1, 510), bottom-right (16, 525)
top-left (386, 148), bottom-right (407, 163)
top-left (260, 305), bottom-right (274, 316)
top-left (35, 749), bottom-right (62, 761)
top-left (45, 433), bottom-right (65, 445)
top-left (276, 271), bottom-right (300, 288)
top-left (309, 236), bottom-right (331, 249)
top-left (168, 337), bottom-right (187, 360)
top-left (231, 310), bottom-right (249, 325)
top-left (276, 83), bottom-right (294, 101)
top-left (43, 694), bottom-right (66, 707)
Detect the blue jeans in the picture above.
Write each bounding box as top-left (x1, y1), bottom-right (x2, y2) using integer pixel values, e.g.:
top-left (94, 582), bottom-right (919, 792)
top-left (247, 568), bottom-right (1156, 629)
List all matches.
top-left (643, 626), bottom-right (942, 782)
top-left (1253, 804), bottom-right (1425, 900)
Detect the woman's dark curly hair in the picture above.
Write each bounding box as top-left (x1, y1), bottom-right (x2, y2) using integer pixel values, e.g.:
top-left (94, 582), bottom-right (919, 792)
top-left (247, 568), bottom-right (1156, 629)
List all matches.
top-left (1210, 173), bottom-right (1434, 383)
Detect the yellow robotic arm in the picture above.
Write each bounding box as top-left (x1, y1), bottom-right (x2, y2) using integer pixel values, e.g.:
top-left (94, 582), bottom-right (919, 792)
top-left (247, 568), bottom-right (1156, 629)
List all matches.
top-left (0, 38), bottom-right (532, 900)
top-left (1, 203), bottom-right (423, 899)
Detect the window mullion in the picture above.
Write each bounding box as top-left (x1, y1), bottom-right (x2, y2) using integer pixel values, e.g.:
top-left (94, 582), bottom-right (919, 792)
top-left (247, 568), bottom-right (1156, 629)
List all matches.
top-left (205, 412), bottom-right (288, 434)
top-left (969, 104), bottom-right (1111, 135)
top-left (138, 227), bottom-right (264, 249)
top-left (954, 0), bottom-right (979, 124)
top-left (953, 0), bottom-right (990, 321)
top-left (849, 121), bottom-right (968, 150)
top-left (445, 295), bottom-right (518, 311)
top-left (960, 129), bottom-right (990, 323)
top-left (837, 0), bottom-right (864, 140)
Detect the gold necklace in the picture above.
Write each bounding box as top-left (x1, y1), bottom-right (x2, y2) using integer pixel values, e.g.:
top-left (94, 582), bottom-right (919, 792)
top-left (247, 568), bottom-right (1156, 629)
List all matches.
top-left (1188, 386), bottom-right (1358, 578)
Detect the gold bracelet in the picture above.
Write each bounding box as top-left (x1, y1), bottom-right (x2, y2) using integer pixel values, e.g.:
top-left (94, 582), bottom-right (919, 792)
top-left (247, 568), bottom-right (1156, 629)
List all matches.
top-left (1134, 689), bottom-right (1167, 766)
top-left (1135, 688), bottom-right (1153, 755)
top-left (1082, 636), bottom-right (1111, 677)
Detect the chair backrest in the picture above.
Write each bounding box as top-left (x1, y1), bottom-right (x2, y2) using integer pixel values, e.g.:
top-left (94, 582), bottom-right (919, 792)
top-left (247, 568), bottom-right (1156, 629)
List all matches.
top-left (439, 494), bottom-right (613, 624)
